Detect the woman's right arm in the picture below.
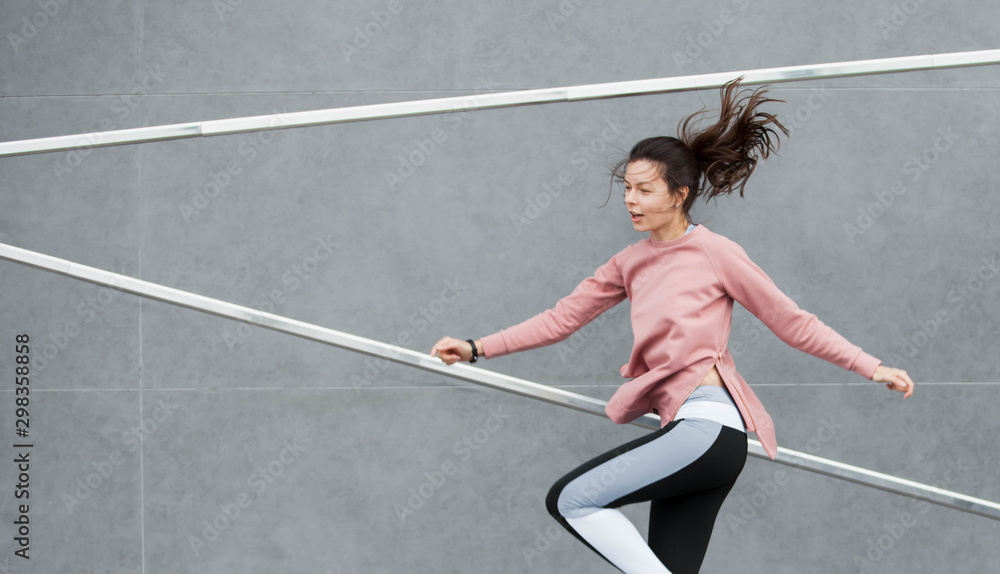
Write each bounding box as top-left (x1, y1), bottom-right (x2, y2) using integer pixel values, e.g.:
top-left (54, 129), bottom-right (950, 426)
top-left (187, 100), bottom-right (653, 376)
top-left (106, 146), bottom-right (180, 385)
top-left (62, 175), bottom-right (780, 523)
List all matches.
top-left (430, 250), bottom-right (628, 364)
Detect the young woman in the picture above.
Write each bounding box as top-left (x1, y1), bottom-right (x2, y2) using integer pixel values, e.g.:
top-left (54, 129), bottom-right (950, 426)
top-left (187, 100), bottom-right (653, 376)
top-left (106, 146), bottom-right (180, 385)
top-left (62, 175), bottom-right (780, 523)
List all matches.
top-left (429, 79), bottom-right (914, 574)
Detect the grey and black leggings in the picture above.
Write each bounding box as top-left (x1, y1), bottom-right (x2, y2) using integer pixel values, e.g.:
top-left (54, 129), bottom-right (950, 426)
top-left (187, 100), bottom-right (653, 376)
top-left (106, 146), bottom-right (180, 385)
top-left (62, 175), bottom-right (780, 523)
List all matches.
top-left (546, 386), bottom-right (748, 573)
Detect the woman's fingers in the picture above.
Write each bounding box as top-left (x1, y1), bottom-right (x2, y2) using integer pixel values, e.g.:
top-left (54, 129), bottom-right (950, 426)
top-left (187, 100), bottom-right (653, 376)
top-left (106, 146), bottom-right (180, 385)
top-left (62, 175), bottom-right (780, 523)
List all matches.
top-left (429, 337), bottom-right (461, 365)
top-left (882, 368), bottom-right (914, 398)
top-left (898, 370), bottom-right (914, 398)
top-left (873, 365), bottom-right (914, 398)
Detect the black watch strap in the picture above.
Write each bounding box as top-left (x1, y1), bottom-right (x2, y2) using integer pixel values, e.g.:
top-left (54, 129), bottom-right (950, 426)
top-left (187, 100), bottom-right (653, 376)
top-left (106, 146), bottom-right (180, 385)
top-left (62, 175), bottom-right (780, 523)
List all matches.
top-left (466, 339), bottom-right (478, 363)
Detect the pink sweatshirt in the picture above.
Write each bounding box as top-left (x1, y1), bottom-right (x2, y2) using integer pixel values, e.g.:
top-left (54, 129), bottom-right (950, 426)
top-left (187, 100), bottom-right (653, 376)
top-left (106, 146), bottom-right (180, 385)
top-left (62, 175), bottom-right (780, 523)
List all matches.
top-left (479, 224), bottom-right (881, 461)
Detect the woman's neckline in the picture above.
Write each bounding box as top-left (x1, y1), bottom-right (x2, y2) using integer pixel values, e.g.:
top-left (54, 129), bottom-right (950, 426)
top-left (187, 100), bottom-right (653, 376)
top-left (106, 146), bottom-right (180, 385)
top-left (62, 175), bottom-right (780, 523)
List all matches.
top-left (647, 223), bottom-right (703, 248)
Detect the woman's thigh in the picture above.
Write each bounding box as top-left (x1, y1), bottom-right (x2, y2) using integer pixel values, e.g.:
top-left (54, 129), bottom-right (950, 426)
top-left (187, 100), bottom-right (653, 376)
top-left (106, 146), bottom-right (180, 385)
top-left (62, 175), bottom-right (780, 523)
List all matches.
top-left (547, 418), bottom-right (747, 520)
top-left (646, 472), bottom-right (742, 573)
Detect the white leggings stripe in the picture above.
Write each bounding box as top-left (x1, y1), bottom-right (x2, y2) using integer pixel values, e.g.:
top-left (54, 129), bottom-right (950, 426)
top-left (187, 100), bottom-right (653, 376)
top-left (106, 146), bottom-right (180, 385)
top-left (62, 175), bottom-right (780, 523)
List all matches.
top-left (566, 509), bottom-right (672, 573)
top-left (674, 400), bottom-right (746, 432)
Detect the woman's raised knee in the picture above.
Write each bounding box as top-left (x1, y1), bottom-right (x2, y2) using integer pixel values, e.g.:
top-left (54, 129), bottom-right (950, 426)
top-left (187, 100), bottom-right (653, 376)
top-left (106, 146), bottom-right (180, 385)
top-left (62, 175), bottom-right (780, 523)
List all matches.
top-left (545, 481), bottom-right (564, 518)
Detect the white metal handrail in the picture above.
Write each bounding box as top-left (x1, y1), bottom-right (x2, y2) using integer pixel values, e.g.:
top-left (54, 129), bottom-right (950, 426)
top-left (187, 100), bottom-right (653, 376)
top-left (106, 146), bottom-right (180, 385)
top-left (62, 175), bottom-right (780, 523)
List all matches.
top-left (1, 49), bottom-right (999, 158)
top-left (1, 241), bottom-right (998, 521)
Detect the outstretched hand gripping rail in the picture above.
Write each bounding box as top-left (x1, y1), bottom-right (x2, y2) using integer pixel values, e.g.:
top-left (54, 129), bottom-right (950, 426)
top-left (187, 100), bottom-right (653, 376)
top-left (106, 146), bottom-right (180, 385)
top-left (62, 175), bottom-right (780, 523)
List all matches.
top-left (2, 241), bottom-right (998, 521)
top-left (1, 48), bottom-right (999, 157)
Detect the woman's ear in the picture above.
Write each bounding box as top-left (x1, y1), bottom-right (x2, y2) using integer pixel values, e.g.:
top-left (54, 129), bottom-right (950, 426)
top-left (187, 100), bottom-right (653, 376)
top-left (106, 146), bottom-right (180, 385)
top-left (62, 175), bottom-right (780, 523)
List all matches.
top-left (675, 186), bottom-right (690, 205)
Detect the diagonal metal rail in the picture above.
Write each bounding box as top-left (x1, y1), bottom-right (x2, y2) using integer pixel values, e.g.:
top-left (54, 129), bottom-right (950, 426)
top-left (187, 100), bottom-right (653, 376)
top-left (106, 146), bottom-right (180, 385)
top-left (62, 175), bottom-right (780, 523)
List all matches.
top-left (2, 241), bottom-right (998, 521)
top-left (1, 48), bottom-right (999, 158)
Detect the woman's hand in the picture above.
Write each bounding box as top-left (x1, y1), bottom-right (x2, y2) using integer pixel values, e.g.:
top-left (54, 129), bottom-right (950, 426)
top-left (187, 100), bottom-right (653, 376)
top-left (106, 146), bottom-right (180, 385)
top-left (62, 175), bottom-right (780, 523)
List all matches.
top-left (871, 365), bottom-right (914, 398)
top-left (429, 336), bottom-right (475, 365)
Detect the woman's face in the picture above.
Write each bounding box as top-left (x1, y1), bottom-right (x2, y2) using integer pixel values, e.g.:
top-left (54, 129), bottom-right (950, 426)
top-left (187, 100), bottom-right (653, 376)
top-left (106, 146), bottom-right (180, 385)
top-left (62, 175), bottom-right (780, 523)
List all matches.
top-left (623, 159), bottom-right (686, 240)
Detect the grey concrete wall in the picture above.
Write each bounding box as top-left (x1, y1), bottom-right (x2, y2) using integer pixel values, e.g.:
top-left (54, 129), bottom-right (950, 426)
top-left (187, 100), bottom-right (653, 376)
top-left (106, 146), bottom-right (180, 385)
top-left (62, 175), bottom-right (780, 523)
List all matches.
top-left (1, 1), bottom-right (998, 572)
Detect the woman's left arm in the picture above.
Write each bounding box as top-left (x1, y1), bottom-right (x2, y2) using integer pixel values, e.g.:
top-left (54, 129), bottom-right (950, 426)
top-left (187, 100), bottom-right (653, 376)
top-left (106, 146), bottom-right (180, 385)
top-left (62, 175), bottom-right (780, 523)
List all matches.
top-left (712, 240), bottom-right (914, 398)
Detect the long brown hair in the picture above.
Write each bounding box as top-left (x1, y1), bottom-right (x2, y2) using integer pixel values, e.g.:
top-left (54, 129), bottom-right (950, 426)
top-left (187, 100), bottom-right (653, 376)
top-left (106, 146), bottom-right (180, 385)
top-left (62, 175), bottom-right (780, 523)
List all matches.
top-left (606, 77), bottom-right (788, 217)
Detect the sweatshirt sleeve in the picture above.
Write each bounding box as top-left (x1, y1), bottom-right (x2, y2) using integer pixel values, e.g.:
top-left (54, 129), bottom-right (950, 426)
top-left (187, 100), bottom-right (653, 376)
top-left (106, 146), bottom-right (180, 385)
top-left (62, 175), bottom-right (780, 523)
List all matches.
top-left (479, 251), bottom-right (628, 359)
top-left (710, 240), bottom-right (882, 380)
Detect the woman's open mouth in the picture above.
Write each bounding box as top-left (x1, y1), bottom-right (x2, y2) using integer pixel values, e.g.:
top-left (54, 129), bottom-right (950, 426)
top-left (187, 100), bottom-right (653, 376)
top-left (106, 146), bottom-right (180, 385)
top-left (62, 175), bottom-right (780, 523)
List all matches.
top-left (630, 211), bottom-right (643, 222)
